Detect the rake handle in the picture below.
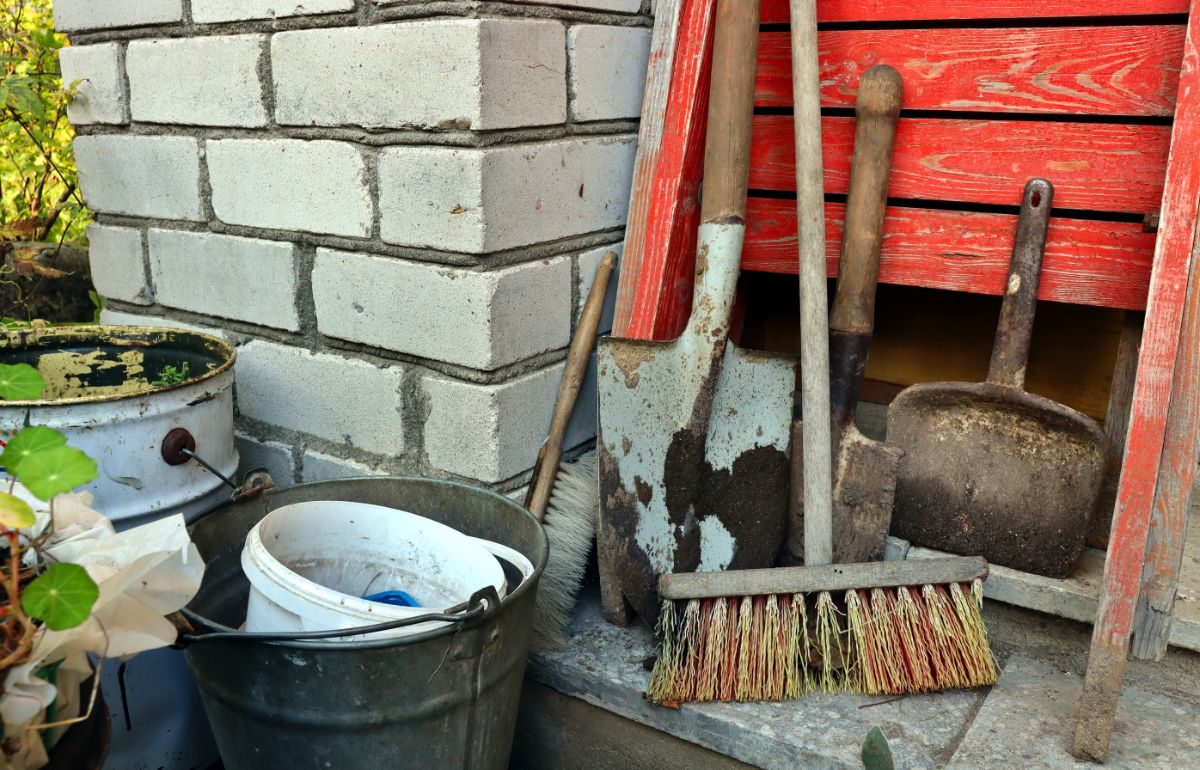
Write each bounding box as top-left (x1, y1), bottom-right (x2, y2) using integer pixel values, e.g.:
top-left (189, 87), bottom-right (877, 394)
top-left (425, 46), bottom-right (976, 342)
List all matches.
top-left (659, 556), bottom-right (988, 600)
top-left (526, 251), bottom-right (617, 521)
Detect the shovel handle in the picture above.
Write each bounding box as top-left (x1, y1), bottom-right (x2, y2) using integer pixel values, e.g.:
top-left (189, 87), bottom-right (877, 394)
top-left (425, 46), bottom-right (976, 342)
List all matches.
top-left (987, 179), bottom-right (1054, 389)
top-left (698, 0), bottom-right (760, 226)
top-left (829, 65), bottom-right (903, 336)
top-left (526, 252), bottom-right (617, 520)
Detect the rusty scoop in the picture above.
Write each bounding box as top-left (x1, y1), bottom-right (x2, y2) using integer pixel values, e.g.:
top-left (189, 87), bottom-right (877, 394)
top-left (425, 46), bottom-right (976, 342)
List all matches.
top-left (887, 179), bottom-right (1107, 577)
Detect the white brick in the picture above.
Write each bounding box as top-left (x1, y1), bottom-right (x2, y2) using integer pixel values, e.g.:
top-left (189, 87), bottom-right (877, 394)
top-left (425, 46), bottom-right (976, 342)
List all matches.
top-left (301, 450), bottom-right (380, 482)
top-left (193, 0), bottom-right (353, 23)
top-left (54, 0), bottom-right (183, 31)
top-left (74, 135), bottom-right (202, 221)
top-left (313, 249), bottom-right (570, 370)
top-left (127, 36), bottom-right (267, 127)
top-left (382, 0), bottom-right (642, 11)
top-left (59, 44), bottom-right (127, 125)
top-left (207, 139), bottom-right (372, 237)
top-left (236, 341), bottom-right (404, 455)
top-left (423, 363), bottom-right (593, 482)
top-left (236, 433), bottom-right (296, 486)
top-left (577, 244), bottom-right (623, 333)
top-left (148, 229), bottom-right (300, 330)
top-left (379, 136), bottom-right (636, 253)
top-left (99, 309), bottom-right (229, 338)
top-left (272, 20), bottom-right (564, 131)
top-left (88, 225), bottom-right (151, 305)
top-left (568, 26), bottom-right (651, 121)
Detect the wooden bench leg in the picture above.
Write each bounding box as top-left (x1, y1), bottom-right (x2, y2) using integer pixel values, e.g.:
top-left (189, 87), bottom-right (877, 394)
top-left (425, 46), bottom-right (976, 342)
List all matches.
top-left (1073, 5), bottom-right (1200, 760)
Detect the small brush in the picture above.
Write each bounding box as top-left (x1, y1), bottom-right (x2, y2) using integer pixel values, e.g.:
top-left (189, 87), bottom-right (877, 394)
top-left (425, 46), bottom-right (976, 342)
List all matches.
top-left (648, 557), bottom-right (997, 703)
top-left (525, 253), bottom-right (615, 649)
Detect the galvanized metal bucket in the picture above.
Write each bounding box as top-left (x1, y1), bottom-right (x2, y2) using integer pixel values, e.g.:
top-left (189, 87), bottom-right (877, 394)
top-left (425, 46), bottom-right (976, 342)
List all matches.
top-left (181, 477), bottom-right (548, 770)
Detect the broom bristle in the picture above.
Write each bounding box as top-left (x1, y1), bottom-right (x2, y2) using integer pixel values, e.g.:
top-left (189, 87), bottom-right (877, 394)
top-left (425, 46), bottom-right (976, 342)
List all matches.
top-left (530, 455), bottom-right (596, 650)
top-left (647, 579), bottom-right (997, 703)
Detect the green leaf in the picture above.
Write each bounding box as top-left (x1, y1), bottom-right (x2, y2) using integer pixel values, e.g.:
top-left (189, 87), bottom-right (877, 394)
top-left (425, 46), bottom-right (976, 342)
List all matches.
top-left (0, 363), bottom-right (45, 400)
top-left (861, 726), bottom-right (895, 770)
top-left (1, 426), bottom-right (66, 474)
top-left (13, 445), bottom-right (97, 501)
top-left (22, 563), bottom-right (99, 631)
top-left (0, 492), bottom-right (35, 529)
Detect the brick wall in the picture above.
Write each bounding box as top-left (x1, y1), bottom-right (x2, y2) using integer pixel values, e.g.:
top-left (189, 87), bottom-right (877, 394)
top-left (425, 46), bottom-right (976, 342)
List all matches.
top-left (56, 0), bottom-right (651, 489)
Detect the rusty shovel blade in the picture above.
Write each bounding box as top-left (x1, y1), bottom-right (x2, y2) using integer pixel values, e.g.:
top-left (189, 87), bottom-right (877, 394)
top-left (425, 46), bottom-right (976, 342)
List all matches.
top-left (596, 224), bottom-right (796, 624)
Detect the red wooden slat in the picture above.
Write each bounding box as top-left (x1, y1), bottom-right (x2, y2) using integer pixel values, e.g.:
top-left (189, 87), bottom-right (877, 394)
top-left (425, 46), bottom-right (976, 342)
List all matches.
top-left (760, 0), bottom-right (1188, 24)
top-left (614, 0), bottom-right (716, 341)
top-left (742, 198), bottom-right (1155, 310)
top-left (757, 26), bottom-right (1184, 115)
top-left (750, 116), bottom-right (1171, 214)
top-left (1075, 5), bottom-right (1200, 761)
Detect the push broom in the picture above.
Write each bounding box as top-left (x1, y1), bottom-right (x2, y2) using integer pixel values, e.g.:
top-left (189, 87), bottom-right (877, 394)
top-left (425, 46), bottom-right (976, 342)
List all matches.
top-left (524, 251), bottom-right (616, 649)
top-left (645, 27), bottom-right (997, 703)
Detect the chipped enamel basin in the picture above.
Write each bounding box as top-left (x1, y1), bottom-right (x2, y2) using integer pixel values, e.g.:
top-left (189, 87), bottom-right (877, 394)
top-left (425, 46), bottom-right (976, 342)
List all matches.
top-left (0, 325), bottom-right (238, 527)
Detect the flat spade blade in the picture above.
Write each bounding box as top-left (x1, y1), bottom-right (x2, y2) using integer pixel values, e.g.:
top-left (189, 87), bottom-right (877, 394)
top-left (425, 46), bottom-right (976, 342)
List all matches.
top-left (597, 331), bottom-right (795, 624)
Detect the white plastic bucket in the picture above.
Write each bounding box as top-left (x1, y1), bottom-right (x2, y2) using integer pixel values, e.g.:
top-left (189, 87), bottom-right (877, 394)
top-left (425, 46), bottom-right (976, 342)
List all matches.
top-left (242, 501), bottom-right (506, 640)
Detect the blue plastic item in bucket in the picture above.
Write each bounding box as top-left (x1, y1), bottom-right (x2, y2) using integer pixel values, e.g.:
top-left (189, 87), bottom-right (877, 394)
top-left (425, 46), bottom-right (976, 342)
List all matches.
top-left (364, 590), bottom-right (421, 608)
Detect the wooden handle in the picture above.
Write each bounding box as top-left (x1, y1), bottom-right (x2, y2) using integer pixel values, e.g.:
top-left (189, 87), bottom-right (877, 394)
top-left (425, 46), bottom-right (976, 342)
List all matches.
top-left (659, 556), bottom-right (988, 601)
top-left (829, 65), bottom-right (903, 336)
top-left (525, 251), bottom-right (618, 520)
top-left (698, 0), bottom-right (761, 225)
top-left (987, 179), bottom-right (1053, 389)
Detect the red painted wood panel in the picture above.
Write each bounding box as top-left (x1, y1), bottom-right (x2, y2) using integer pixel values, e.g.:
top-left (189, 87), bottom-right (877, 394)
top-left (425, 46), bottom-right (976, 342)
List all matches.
top-left (750, 115), bottom-right (1171, 213)
top-left (756, 26), bottom-right (1184, 115)
top-left (760, 0), bottom-right (1189, 24)
top-left (741, 198), bottom-right (1155, 310)
top-left (614, 0), bottom-right (716, 341)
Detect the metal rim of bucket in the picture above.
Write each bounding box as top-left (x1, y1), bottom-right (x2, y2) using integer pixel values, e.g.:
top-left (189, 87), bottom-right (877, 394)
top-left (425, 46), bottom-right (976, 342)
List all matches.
top-left (0, 325), bottom-right (236, 407)
top-left (179, 477), bottom-right (549, 652)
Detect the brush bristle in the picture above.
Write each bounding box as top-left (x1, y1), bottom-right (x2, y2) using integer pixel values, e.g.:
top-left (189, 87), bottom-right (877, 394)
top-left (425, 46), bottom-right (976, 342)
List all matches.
top-left (530, 456), bottom-right (596, 650)
top-left (647, 579), bottom-right (997, 703)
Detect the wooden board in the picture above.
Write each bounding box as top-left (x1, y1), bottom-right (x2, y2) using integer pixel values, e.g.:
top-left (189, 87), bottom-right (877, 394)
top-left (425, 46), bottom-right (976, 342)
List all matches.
top-left (742, 199), bottom-right (1156, 310)
top-left (1075, 5), bottom-right (1200, 761)
top-left (613, 0), bottom-right (715, 341)
top-left (756, 26), bottom-right (1184, 115)
top-left (760, 0), bottom-right (1189, 24)
top-left (749, 116), bottom-right (1171, 214)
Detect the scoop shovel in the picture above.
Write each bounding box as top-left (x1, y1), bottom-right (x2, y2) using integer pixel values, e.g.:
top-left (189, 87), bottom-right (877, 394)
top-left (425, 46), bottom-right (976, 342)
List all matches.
top-left (887, 179), bottom-right (1107, 577)
top-left (596, 0), bottom-right (796, 625)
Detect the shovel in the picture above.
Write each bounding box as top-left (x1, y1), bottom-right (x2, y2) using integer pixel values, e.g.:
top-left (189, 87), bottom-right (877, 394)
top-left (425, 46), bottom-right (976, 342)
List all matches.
top-left (887, 179), bottom-right (1107, 577)
top-left (596, 0), bottom-right (796, 625)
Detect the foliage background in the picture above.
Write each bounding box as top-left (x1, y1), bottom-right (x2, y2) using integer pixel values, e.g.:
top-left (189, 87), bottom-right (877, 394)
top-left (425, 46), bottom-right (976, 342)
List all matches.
top-left (0, 0), bottom-right (89, 248)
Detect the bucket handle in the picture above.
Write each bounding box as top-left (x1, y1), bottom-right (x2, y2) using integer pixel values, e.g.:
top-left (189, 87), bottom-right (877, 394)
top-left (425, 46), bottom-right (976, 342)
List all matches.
top-left (175, 585), bottom-right (502, 646)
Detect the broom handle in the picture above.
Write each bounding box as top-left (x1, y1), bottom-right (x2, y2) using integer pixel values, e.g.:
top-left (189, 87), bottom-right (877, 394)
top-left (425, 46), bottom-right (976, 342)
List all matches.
top-left (526, 251), bottom-right (618, 521)
top-left (659, 556), bottom-right (988, 600)
top-left (790, 0), bottom-right (833, 568)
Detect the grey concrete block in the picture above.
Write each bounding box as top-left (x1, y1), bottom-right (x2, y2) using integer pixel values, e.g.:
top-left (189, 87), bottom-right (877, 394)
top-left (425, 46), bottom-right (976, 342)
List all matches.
top-left (235, 433), bottom-right (296, 486)
top-left (88, 224), bottom-right (151, 305)
top-left (272, 20), bottom-right (565, 130)
top-left (127, 35), bottom-right (268, 127)
top-left (301, 449), bottom-right (380, 482)
top-left (235, 340), bottom-right (404, 454)
top-left (193, 0), bottom-right (353, 23)
top-left (312, 248), bottom-right (571, 370)
top-left (54, 0), bottom-right (183, 31)
top-left (568, 25), bottom-right (652, 121)
top-left (947, 655), bottom-right (1200, 769)
top-left (207, 139), bottom-right (373, 238)
top-left (58, 43), bottom-right (127, 126)
top-left (148, 229), bottom-right (300, 331)
top-left (379, 136), bottom-right (636, 253)
top-left (74, 134), bottom-right (203, 221)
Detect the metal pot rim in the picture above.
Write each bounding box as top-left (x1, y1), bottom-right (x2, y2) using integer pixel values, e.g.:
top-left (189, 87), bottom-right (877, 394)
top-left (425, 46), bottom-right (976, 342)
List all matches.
top-left (0, 325), bottom-right (236, 407)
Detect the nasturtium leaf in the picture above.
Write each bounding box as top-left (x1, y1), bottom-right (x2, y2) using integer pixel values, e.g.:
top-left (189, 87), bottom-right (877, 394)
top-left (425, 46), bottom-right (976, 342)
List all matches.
top-left (13, 445), bottom-right (97, 501)
top-left (22, 563), bottom-right (99, 631)
top-left (0, 492), bottom-right (35, 529)
top-left (0, 363), bottom-right (45, 401)
top-left (1, 426), bottom-right (67, 475)
top-left (861, 726), bottom-right (895, 770)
